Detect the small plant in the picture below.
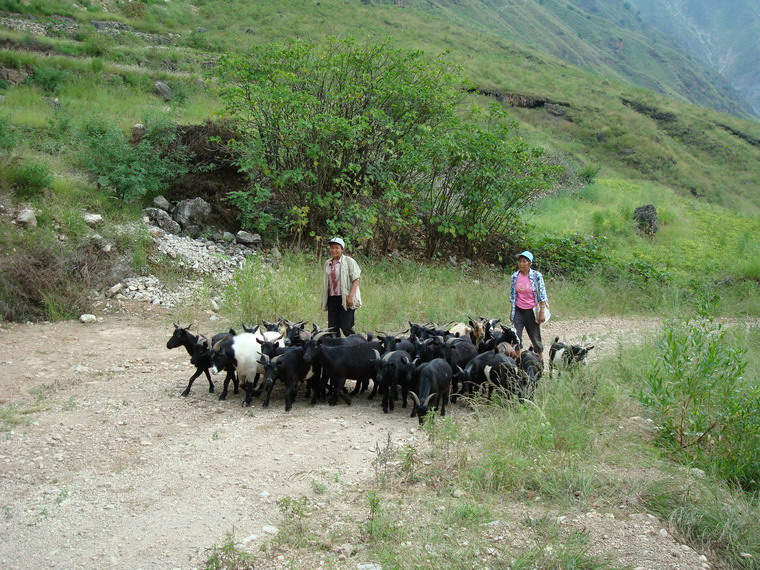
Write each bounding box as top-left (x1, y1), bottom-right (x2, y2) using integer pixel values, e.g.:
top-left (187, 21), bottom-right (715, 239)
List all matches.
top-left (9, 160), bottom-right (53, 198)
top-left (276, 495), bottom-right (310, 545)
top-left (311, 480), bottom-right (327, 494)
top-left (28, 66), bottom-right (70, 94)
top-left (371, 432), bottom-right (396, 487)
top-left (204, 531), bottom-right (256, 570)
top-left (640, 305), bottom-right (758, 490)
top-left (577, 163), bottom-right (601, 185)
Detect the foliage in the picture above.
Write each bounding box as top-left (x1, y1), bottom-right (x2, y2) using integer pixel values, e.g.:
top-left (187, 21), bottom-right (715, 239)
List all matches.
top-left (216, 38), bottom-right (556, 257)
top-left (76, 114), bottom-right (188, 201)
top-left (0, 114), bottom-right (17, 152)
top-left (639, 307), bottom-right (759, 490)
top-left (7, 159), bottom-right (53, 198)
top-left (528, 233), bottom-right (609, 277)
top-left (0, 233), bottom-right (102, 322)
top-left (204, 531), bottom-right (256, 570)
top-left (28, 66), bottom-right (70, 95)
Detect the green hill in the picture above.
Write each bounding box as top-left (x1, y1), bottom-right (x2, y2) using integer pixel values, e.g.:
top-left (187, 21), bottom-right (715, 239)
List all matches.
top-left (0, 0), bottom-right (758, 320)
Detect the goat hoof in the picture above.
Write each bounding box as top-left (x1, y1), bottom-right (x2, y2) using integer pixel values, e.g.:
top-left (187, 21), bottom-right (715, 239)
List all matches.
top-left (181, 391), bottom-right (190, 397)
top-left (218, 395), bottom-right (227, 401)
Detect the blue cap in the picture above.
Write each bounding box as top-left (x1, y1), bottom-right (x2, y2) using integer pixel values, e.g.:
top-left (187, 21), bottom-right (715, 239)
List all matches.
top-left (516, 250), bottom-right (533, 262)
top-left (328, 237), bottom-right (345, 248)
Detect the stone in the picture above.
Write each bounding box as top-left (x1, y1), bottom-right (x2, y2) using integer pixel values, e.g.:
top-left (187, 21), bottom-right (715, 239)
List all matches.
top-left (690, 467), bottom-right (706, 478)
top-left (154, 80), bottom-right (173, 101)
top-left (106, 284), bottom-right (123, 298)
top-left (153, 195), bottom-right (171, 211)
top-left (261, 525), bottom-right (279, 535)
top-left (235, 231), bottom-right (261, 246)
top-left (633, 204), bottom-right (658, 236)
top-left (83, 213), bottom-right (104, 228)
top-left (174, 198), bottom-right (211, 229)
top-left (79, 314), bottom-right (97, 324)
top-left (144, 207), bottom-right (181, 235)
top-left (15, 208), bottom-right (37, 228)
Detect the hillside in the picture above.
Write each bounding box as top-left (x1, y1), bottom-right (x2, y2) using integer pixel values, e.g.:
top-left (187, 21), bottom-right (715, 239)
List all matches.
top-left (0, 0), bottom-right (758, 214)
top-left (629, 0), bottom-right (760, 116)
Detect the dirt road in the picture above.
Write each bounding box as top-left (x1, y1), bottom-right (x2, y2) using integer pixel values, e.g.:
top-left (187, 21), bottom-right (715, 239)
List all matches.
top-left (0, 306), bottom-right (713, 569)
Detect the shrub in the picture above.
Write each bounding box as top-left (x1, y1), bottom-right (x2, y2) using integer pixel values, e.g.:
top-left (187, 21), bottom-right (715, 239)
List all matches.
top-left (121, 1), bottom-right (148, 19)
top-left (9, 159), bottom-right (53, 198)
top-left (27, 66), bottom-right (70, 94)
top-left (76, 115), bottom-right (188, 201)
top-left (529, 233), bottom-right (609, 277)
top-left (639, 306), bottom-right (759, 490)
top-left (0, 114), bottom-right (17, 152)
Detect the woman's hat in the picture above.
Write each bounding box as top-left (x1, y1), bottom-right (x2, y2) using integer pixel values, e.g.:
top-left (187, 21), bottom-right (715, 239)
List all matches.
top-left (328, 237), bottom-right (346, 248)
top-left (516, 250), bottom-right (533, 262)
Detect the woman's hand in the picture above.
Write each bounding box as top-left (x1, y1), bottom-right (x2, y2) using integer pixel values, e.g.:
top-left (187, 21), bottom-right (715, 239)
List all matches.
top-left (346, 295), bottom-right (354, 308)
top-left (537, 307), bottom-right (545, 324)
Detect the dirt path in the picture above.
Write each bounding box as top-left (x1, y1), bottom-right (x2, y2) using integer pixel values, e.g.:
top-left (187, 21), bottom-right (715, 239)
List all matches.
top-left (0, 306), bottom-right (713, 569)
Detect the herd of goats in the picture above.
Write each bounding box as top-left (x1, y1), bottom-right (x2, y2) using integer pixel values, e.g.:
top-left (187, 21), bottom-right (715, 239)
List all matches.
top-left (167, 318), bottom-right (595, 423)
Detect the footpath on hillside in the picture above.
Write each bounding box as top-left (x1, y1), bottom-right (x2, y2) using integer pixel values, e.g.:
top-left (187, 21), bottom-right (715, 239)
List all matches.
top-left (0, 305), bottom-right (715, 569)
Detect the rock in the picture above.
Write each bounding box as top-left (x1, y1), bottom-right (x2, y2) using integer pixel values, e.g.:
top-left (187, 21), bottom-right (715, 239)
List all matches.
top-left (153, 196), bottom-right (171, 211)
top-left (262, 525), bottom-right (279, 535)
top-left (144, 207), bottom-right (181, 235)
top-left (83, 213), bottom-right (104, 228)
top-left (0, 67), bottom-right (29, 85)
top-left (633, 204), bottom-right (658, 236)
top-left (79, 314), bottom-right (97, 324)
top-left (148, 226), bottom-right (165, 238)
top-left (209, 299), bottom-right (220, 312)
top-left (235, 231), bottom-right (261, 246)
top-left (106, 284), bottom-right (123, 298)
top-left (174, 198), bottom-right (211, 229)
top-left (15, 208), bottom-right (37, 228)
top-left (154, 80), bottom-right (173, 101)
top-left (357, 564), bottom-right (382, 570)
top-left (690, 467), bottom-right (706, 479)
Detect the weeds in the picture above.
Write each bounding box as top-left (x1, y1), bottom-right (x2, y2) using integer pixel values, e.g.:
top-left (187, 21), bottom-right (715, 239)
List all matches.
top-left (639, 305), bottom-right (758, 490)
top-left (204, 531), bottom-right (255, 570)
top-left (276, 495), bottom-right (310, 546)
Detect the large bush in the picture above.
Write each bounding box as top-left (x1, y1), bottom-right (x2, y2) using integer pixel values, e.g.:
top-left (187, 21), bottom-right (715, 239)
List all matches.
top-left (215, 38), bottom-right (557, 256)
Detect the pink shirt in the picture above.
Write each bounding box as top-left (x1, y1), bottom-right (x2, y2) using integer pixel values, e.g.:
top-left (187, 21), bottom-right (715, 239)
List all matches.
top-left (328, 258), bottom-right (342, 296)
top-left (515, 272), bottom-right (536, 309)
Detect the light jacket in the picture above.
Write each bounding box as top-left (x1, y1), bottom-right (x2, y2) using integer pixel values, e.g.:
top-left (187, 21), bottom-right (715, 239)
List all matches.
top-left (509, 268), bottom-right (548, 320)
top-left (321, 254), bottom-right (362, 311)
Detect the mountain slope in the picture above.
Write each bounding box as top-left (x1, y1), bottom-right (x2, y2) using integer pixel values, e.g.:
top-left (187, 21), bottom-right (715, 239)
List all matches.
top-left (629, 0), bottom-right (760, 115)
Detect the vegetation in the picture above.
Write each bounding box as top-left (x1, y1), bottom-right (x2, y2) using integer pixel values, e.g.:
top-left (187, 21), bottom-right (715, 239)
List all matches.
top-left (216, 38), bottom-right (555, 257)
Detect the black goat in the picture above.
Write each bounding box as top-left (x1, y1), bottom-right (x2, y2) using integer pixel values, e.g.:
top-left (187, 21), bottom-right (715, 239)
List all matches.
top-left (409, 358), bottom-right (452, 423)
top-left (167, 324), bottom-right (236, 398)
top-left (517, 349), bottom-right (543, 399)
top-left (371, 349), bottom-right (413, 414)
top-left (259, 347), bottom-right (310, 411)
top-left (306, 342), bottom-right (377, 406)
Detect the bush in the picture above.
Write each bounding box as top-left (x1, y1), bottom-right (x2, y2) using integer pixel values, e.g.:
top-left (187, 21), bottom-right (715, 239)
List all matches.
top-left (27, 66), bottom-right (70, 94)
top-left (0, 114), bottom-right (17, 152)
top-left (0, 237), bottom-right (100, 322)
top-left (76, 115), bottom-right (188, 201)
top-left (9, 159), bottom-right (53, 198)
top-left (529, 233), bottom-right (609, 277)
top-left (639, 306), bottom-right (759, 490)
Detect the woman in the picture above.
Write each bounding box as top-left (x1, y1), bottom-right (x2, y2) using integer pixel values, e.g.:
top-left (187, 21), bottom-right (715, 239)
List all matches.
top-left (509, 250), bottom-right (548, 358)
top-left (321, 237), bottom-right (362, 337)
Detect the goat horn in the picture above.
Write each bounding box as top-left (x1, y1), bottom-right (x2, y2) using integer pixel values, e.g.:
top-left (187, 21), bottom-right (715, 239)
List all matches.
top-left (424, 393), bottom-right (437, 406)
top-left (408, 391), bottom-right (420, 406)
top-left (313, 331), bottom-right (333, 342)
top-left (372, 349), bottom-right (381, 361)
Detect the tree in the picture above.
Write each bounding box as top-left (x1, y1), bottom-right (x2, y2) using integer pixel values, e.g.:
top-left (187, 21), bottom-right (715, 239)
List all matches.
top-left (215, 37), bottom-right (556, 257)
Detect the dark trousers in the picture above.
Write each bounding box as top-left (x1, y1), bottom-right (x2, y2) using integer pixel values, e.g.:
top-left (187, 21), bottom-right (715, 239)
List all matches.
top-left (513, 306), bottom-right (543, 354)
top-left (327, 295), bottom-right (356, 337)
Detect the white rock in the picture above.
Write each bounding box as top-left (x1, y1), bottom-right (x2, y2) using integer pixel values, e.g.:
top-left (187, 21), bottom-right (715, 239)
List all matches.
top-left (106, 284), bottom-right (123, 297)
top-left (262, 525), bottom-right (279, 535)
top-left (15, 208), bottom-right (37, 228)
top-left (79, 314), bottom-right (97, 324)
top-left (83, 213), bottom-right (104, 227)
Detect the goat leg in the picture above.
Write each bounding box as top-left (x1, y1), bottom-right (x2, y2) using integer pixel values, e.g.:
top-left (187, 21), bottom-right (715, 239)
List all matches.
top-left (181, 367), bottom-right (206, 397)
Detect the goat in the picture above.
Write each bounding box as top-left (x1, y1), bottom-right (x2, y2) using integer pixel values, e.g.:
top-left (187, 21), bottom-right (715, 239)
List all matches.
top-left (306, 342), bottom-right (377, 406)
top-left (258, 346), bottom-right (310, 411)
top-left (166, 324), bottom-right (236, 397)
top-left (549, 337), bottom-right (594, 376)
top-left (209, 329), bottom-right (283, 406)
top-left (452, 351), bottom-right (502, 401)
top-left (409, 358), bottom-right (452, 424)
top-left (516, 348), bottom-right (543, 400)
top-left (371, 349), bottom-right (413, 414)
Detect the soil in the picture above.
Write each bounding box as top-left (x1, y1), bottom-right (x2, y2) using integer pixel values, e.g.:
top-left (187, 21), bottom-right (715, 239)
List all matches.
top-left (0, 304), bottom-right (714, 569)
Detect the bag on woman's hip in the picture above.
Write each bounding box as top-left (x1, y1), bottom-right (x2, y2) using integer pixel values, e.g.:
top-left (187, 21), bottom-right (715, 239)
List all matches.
top-left (533, 304), bottom-right (551, 323)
